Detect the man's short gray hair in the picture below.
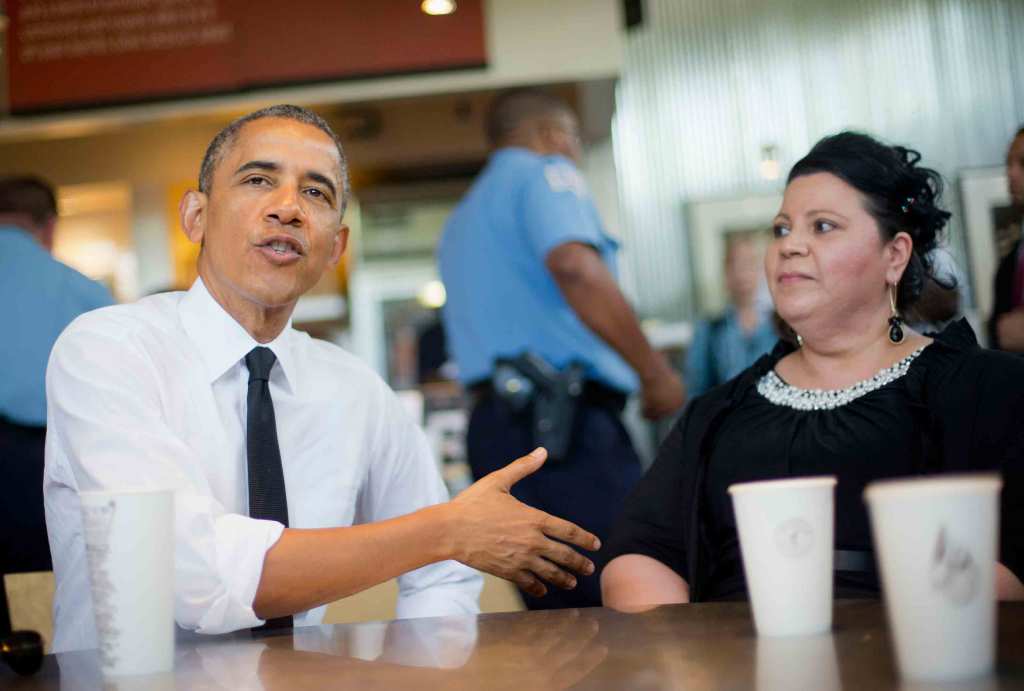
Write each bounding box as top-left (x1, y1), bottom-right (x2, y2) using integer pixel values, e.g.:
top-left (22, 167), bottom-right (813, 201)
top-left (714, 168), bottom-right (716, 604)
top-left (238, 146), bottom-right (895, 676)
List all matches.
top-left (198, 104), bottom-right (351, 215)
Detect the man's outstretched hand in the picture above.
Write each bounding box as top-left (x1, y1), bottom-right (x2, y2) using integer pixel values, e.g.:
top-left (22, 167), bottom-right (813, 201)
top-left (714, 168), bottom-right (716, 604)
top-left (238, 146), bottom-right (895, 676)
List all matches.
top-left (444, 448), bottom-right (601, 598)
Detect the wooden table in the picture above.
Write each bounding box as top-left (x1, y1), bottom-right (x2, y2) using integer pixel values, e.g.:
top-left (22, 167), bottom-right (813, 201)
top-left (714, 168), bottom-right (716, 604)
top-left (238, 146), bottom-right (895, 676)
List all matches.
top-left (3, 601), bottom-right (1023, 689)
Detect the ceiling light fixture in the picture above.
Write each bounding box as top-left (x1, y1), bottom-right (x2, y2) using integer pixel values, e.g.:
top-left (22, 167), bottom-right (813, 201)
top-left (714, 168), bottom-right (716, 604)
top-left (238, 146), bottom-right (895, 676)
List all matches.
top-left (421, 0), bottom-right (457, 16)
top-left (759, 144), bottom-right (781, 181)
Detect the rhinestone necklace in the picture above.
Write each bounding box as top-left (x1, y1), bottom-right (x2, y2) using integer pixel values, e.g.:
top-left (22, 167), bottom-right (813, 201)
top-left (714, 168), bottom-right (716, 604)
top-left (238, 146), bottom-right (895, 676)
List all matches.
top-left (756, 346), bottom-right (928, 411)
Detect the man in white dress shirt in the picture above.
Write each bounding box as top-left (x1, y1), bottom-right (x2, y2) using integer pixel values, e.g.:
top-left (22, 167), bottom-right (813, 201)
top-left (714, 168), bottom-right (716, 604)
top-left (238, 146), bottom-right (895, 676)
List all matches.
top-left (43, 105), bottom-right (599, 653)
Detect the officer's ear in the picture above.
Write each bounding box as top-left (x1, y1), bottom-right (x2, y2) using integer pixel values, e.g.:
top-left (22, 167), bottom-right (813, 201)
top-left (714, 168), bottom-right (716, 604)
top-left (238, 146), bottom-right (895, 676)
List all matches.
top-left (535, 118), bottom-right (561, 156)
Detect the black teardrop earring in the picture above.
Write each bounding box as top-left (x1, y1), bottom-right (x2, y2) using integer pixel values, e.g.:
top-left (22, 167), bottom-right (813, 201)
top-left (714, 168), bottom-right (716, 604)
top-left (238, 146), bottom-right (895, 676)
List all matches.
top-left (888, 283), bottom-right (905, 345)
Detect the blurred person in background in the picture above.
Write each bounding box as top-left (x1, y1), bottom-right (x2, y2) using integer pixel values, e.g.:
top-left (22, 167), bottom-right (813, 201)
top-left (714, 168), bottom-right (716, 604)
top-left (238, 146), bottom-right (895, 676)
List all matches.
top-left (601, 132), bottom-right (1024, 609)
top-left (437, 88), bottom-right (684, 610)
top-left (685, 232), bottom-right (777, 398)
top-left (0, 176), bottom-right (113, 633)
top-left (988, 126), bottom-right (1024, 352)
top-left (902, 244), bottom-right (964, 334)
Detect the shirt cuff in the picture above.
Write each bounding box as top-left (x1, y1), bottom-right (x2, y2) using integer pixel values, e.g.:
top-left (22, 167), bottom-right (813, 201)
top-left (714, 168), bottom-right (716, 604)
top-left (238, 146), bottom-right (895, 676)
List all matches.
top-left (194, 512), bottom-right (285, 634)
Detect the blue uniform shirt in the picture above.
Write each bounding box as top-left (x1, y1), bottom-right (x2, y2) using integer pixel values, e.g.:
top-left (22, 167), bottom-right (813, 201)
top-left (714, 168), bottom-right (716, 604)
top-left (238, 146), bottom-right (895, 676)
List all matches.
top-left (684, 306), bottom-right (778, 398)
top-left (438, 147), bottom-right (638, 393)
top-left (0, 226), bottom-right (114, 426)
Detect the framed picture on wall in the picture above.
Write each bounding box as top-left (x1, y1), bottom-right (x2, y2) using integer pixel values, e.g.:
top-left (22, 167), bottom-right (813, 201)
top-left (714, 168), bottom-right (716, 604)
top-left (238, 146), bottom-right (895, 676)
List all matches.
top-left (960, 167), bottom-right (1016, 323)
top-left (685, 193), bottom-right (782, 316)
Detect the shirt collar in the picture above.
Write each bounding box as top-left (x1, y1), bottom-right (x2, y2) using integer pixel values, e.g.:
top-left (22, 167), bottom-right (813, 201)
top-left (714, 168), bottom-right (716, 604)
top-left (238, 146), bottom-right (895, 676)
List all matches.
top-left (490, 146), bottom-right (541, 164)
top-left (492, 146), bottom-right (578, 167)
top-left (179, 278), bottom-right (299, 394)
top-left (0, 225), bottom-right (39, 245)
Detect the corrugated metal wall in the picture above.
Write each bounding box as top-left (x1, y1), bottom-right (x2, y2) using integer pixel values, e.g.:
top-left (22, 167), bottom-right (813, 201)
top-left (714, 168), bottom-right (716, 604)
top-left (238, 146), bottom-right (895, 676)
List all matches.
top-left (614, 0), bottom-right (1024, 319)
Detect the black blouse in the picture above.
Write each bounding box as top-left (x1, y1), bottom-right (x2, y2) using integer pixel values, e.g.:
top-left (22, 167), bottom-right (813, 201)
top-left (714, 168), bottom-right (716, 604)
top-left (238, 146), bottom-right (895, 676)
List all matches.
top-left (603, 321), bottom-right (1024, 601)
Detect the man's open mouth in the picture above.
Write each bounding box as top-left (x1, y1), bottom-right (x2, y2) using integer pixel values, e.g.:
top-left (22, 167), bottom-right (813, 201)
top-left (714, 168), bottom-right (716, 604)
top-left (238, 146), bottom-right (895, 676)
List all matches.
top-left (259, 236), bottom-right (304, 256)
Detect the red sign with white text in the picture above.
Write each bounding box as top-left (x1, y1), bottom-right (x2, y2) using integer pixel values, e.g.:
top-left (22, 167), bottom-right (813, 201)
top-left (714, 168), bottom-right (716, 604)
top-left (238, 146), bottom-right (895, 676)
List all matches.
top-left (6, 0), bottom-right (487, 113)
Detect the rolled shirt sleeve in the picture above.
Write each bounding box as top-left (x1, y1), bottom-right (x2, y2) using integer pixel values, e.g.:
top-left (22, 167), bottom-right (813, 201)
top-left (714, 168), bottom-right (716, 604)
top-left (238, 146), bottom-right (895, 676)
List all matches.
top-left (45, 317), bottom-right (283, 647)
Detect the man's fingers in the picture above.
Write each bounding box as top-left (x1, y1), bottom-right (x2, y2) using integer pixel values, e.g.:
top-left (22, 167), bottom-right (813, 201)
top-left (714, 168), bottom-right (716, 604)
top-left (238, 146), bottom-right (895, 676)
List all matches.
top-left (539, 539), bottom-right (595, 576)
top-left (513, 570), bottom-right (547, 598)
top-left (539, 512), bottom-right (601, 551)
top-left (489, 448), bottom-right (547, 489)
top-left (529, 556), bottom-right (578, 590)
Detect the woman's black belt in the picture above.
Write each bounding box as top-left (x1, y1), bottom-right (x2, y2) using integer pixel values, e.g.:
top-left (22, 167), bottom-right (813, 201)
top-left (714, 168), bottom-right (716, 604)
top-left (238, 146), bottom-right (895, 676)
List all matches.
top-left (834, 549), bottom-right (877, 574)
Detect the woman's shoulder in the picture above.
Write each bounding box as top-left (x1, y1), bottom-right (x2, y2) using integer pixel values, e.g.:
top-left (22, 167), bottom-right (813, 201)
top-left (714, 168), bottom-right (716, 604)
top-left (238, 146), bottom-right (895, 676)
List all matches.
top-left (914, 318), bottom-right (1024, 397)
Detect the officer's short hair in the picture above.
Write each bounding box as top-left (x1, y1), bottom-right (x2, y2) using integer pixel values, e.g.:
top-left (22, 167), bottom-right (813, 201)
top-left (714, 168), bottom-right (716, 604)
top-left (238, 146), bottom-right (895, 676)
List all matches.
top-left (0, 176), bottom-right (57, 226)
top-left (485, 89), bottom-right (574, 147)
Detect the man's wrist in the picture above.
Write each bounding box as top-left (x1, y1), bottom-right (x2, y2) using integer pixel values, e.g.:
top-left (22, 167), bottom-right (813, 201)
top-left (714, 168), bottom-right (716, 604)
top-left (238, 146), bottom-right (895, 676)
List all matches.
top-left (420, 503), bottom-right (461, 563)
top-left (637, 352), bottom-right (667, 385)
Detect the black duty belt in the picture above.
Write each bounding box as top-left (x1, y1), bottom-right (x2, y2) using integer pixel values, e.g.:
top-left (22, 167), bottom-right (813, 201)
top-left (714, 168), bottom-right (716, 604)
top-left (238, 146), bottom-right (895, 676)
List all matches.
top-left (0, 416), bottom-right (46, 439)
top-left (469, 379), bottom-right (628, 413)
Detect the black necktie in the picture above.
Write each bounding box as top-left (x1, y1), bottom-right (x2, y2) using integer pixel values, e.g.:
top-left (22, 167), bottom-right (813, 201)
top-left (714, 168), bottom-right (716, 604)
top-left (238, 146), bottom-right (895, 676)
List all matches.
top-left (244, 346), bottom-right (293, 631)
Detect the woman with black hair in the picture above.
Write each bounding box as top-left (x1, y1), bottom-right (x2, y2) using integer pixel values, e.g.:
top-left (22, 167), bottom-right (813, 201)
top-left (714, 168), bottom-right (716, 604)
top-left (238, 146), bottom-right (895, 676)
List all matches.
top-left (601, 132), bottom-right (1024, 608)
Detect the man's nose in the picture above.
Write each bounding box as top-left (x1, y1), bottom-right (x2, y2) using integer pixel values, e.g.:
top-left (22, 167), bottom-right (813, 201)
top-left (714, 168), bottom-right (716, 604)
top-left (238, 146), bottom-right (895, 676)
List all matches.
top-left (266, 186), bottom-right (303, 227)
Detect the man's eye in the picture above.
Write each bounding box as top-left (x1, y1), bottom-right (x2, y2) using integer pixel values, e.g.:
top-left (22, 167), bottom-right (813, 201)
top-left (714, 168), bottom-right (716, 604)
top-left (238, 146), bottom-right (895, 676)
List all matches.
top-left (304, 188), bottom-right (324, 198)
top-left (772, 224), bottom-right (790, 238)
top-left (244, 176), bottom-right (269, 186)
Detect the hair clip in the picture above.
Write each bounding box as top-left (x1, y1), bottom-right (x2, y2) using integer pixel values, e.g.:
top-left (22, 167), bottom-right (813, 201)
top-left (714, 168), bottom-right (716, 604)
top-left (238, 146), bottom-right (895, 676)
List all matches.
top-left (901, 196), bottom-right (916, 214)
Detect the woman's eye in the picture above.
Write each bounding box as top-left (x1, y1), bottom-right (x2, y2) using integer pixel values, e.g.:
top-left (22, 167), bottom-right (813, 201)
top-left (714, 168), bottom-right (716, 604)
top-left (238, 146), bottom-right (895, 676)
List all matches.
top-left (772, 224), bottom-right (790, 238)
top-left (814, 220), bottom-right (837, 233)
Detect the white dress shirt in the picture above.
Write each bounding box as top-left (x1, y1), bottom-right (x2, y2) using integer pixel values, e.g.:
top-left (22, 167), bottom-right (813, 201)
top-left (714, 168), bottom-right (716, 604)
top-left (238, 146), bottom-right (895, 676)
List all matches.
top-left (44, 278), bottom-right (482, 653)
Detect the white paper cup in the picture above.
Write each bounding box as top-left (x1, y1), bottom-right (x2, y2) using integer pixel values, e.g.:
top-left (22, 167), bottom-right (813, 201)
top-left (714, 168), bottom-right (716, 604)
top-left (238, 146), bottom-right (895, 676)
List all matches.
top-left (729, 476), bottom-right (836, 637)
top-left (865, 474), bottom-right (1000, 682)
top-left (79, 488), bottom-right (175, 676)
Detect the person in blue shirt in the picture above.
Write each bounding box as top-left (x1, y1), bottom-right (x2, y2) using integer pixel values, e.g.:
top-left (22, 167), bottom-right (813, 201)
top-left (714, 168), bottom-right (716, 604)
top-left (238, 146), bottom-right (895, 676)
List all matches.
top-left (437, 89), bottom-right (684, 610)
top-left (685, 233), bottom-right (778, 398)
top-left (0, 176), bottom-right (113, 629)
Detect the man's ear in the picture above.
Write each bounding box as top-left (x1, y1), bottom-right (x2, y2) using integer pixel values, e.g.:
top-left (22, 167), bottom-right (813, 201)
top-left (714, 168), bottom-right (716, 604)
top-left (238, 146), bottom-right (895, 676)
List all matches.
top-left (37, 216), bottom-right (57, 252)
top-left (179, 189), bottom-right (207, 246)
top-left (328, 223), bottom-right (350, 268)
top-left (535, 119), bottom-right (559, 156)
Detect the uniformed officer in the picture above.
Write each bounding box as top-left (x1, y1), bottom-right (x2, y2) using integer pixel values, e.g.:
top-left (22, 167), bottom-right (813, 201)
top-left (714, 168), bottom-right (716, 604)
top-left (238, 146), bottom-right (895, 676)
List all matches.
top-left (437, 88), bottom-right (685, 609)
top-left (0, 176), bottom-right (114, 633)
